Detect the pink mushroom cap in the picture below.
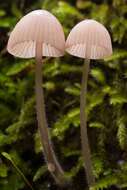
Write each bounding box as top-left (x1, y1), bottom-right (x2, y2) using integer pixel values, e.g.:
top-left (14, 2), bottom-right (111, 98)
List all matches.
top-left (7, 10), bottom-right (65, 58)
top-left (66, 19), bottom-right (112, 59)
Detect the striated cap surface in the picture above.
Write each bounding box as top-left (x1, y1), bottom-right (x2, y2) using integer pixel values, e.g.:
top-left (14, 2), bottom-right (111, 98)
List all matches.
top-left (7, 10), bottom-right (65, 58)
top-left (66, 19), bottom-right (112, 59)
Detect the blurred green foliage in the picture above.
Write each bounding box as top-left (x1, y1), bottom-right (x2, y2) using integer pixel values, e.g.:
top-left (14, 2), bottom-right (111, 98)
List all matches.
top-left (0, 0), bottom-right (127, 189)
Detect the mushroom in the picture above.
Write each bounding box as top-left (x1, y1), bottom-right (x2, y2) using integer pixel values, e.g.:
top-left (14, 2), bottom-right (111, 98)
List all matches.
top-left (66, 19), bottom-right (112, 187)
top-left (7, 10), bottom-right (66, 185)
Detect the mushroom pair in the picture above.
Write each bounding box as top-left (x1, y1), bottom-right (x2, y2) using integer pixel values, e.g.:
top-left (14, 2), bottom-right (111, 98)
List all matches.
top-left (7, 10), bottom-right (112, 188)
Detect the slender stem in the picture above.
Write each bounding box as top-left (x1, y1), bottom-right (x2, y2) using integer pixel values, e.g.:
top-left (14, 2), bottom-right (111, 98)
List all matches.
top-left (80, 59), bottom-right (95, 187)
top-left (35, 42), bottom-right (67, 185)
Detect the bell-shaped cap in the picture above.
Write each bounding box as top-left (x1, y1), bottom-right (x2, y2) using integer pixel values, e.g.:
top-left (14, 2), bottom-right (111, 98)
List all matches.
top-left (66, 19), bottom-right (112, 59)
top-left (7, 10), bottom-right (65, 58)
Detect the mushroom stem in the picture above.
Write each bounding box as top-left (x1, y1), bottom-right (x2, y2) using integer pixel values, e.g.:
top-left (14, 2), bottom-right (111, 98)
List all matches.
top-left (35, 42), bottom-right (66, 185)
top-left (80, 59), bottom-right (95, 187)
